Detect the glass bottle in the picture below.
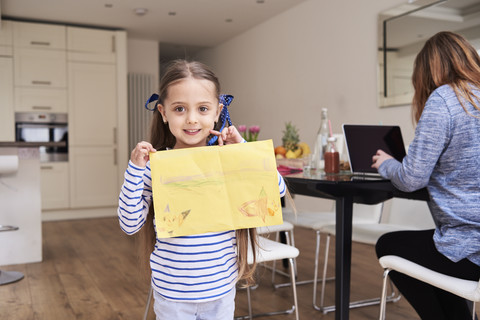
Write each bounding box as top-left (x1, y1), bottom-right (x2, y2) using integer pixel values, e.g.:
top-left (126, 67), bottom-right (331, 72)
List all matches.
top-left (324, 136), bottom-right (340, 174)
top-left (312, 108), bottom-right (329, 170)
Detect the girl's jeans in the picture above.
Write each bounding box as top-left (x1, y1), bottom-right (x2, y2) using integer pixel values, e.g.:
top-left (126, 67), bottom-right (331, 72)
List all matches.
top-left (153, 288), bottom-right (235, 320)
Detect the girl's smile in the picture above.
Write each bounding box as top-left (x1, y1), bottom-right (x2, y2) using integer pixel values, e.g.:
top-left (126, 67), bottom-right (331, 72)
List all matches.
top-left (158, 78), bottom-right (222, 149)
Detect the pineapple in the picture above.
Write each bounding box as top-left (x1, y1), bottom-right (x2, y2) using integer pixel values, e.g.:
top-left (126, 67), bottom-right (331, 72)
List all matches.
top-left (282, 122), bottom-right (300, 152)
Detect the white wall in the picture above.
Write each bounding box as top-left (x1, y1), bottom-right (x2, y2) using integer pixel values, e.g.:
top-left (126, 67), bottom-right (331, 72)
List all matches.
top-left (197, 0), bottom-right (413, 211)
top-left (127, 38), bottom-right (159, 91)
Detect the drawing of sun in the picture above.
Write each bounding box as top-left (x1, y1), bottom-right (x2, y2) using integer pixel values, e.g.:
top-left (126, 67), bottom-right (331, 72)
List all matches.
top-left (238, 187), bottom-right (279, 222)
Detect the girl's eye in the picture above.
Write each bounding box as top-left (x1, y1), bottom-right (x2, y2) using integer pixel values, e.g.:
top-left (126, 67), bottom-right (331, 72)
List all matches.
top-left (199, 106), bottom-right (208, 112)
top-left (174, 106), bottom-right (185, 112)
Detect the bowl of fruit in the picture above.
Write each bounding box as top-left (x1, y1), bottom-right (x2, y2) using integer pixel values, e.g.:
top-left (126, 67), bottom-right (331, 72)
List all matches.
top-left (275, 122), bottom-right (311, 169)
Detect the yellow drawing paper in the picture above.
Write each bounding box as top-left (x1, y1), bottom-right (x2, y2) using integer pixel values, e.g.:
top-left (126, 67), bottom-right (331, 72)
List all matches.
top-left (149, 140), bottom-right (283, 238)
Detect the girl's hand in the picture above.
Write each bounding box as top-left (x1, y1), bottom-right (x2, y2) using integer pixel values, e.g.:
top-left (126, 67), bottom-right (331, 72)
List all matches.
top-left (210, 125), bottom-right (243, 146)
top-left (371, 149), bottom-right (393, 170)
top-left (130, 141), bottom-right (156, 167)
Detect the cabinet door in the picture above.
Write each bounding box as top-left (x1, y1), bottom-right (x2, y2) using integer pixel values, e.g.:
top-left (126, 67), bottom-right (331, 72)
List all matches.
top-left (14, 48), bottom-right (67, 88)
top-left (69, 147), bottom-right (118, 208)
top-left (0, 20), bottom-right (13, 47)
top-left (67, 27), bottom-right (116, 63)
top-left (14, 87), bottom-right (67, 113)
top-left (13, 21), bottom-right (66, 50)
top-left (68, 62), bottom-right (117, 146)
top-left (0, 57), bottom-right (14, 141)
top-left (40, 162), bottom-right (70, 210)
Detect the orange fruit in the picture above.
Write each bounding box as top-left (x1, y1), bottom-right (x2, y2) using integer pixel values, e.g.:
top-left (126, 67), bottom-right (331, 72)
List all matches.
top-left (274, 146), bottom-right (287, 156)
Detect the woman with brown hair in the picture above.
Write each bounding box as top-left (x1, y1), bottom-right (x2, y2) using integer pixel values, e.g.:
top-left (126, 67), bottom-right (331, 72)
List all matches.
top-left (117, 60), bottom-right (287, 319)
top-left (372, 32), bottom-right (480, 319)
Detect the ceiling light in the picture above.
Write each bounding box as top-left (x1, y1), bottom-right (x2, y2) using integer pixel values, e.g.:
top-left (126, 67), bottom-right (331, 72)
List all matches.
top-left (168, 12), bottom-right (177, 16)
top-left (134, 8), bottom-right (148, 16)
top-left (105, 4), bottom-right (113, 8)
top-left (225, 19), bottom-right (233, 23)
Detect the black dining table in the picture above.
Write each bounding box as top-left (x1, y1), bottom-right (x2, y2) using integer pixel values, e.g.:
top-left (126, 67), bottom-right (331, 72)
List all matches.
top-left (282, 169), bottom-right (429, 320)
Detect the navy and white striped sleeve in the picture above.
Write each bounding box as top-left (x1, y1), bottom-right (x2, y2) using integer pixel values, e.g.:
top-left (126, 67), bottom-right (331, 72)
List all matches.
top-left (117, 160), bottom-right (153, 235)
top-left (278, 171), bottom-right (286, 197)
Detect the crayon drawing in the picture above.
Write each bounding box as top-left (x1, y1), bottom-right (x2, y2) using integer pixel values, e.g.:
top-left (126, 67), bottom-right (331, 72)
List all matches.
top-left (150, 140), bottom-right (283, 238)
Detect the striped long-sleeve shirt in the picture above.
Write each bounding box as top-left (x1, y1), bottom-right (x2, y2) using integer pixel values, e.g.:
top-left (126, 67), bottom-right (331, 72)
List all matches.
top-left (118, 159), bottom-right (286, 302)
top-left (379, 84), bottom-right (480, 265)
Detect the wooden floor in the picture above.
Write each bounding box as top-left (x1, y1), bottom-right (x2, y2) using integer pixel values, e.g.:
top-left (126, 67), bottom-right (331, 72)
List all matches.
top-left (0, 217), bottom-right (421, 320)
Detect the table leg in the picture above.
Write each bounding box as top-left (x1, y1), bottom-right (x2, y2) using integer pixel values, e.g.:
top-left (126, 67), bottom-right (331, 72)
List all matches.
top-left (335, 195), bottom-right (353, 320)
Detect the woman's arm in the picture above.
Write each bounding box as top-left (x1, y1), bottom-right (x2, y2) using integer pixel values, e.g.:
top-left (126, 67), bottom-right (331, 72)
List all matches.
top-left (377, 92), bottom-right (450, 192)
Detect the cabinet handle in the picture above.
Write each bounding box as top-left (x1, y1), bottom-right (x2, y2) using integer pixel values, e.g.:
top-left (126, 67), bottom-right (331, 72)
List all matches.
top-left (41, 166), bottom-right (53, 170)
top-left (113, 148), bottom-right (117, 166)
top-left (30, 41), bottom-right (51, 46)
top-left (32, 80), bottom-right (52, 85)
top-left (112, 36), bottom-right (116, 53)
top-left (32, 106), bottom-right (52, 110)
top-left (113, 127), bottom-right (117, 144)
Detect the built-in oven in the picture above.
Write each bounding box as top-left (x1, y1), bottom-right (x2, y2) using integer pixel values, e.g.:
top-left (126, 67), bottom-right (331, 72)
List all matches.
top-left (15, 112), bottom-right (68, 163)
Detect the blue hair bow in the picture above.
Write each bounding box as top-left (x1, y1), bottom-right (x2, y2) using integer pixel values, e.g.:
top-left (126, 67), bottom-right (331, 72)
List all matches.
top-left (145, 93), bottom-right (159, 111)
top-left (144, 93), bottom-right (234, 146)
top-left (207, 94), bottom-right (234, 146)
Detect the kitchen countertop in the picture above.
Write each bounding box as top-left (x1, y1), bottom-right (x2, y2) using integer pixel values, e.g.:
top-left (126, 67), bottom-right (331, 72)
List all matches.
top-left (0, 141), bottom-right (66, 148)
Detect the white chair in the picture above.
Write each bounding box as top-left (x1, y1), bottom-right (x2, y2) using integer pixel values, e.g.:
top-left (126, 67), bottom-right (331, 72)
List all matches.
top-left (379, 255), bottom-right (480, 320)
top-left (235, 236), bottom-right (300, 320)
top-left (256, 221), bottom-right (296, 283)
top-left (317, 198), bottom-right (435, 313)
top-left (281, 202), bottom-right (384, 307)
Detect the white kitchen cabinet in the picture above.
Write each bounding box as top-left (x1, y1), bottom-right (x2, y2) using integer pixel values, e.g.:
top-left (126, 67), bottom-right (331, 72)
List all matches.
top-left (69, 147), bottom-right (118, 208)
top-left (14, 87), bottom-right (67, 113)
top-left (40, 162), bottom-right (70, 210)
top-left (13, 21), bottom-right (66, 50)
top-left (68, 62), bottom-right (116, 146)
top-left (0, 57), bottom-right (15, 142)
top-left (0, 20), bottom-right (13, 47)
top-left (14, 48), bottom-right (67, 88)
top-left (67, 27), bottom-right (116, 63)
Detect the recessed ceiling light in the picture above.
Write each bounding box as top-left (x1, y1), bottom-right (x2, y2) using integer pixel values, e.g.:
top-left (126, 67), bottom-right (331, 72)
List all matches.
top-left (257, 0), bottom-right (265, 3)
top-left (105, 4), bottom-right (113, 8)
top-left (225, 18), bottom-right (233, 23)
top-left (134, 8), bottom-right (148, 16)
top-left (168, 12), bottom-right (177, 16)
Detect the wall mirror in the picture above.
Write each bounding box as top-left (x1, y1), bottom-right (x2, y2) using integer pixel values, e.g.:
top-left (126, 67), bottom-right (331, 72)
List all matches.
top-left (378, 0), bottom-right (480, 107)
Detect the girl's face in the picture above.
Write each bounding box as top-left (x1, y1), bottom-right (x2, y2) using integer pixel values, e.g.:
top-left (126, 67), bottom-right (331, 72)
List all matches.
top-left (158, 78), bottom-right (222, 149)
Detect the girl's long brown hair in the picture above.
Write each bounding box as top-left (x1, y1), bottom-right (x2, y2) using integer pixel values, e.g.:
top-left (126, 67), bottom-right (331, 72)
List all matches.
top-left (137, 59), bottom-right (258, 286)
top-left (411, 31), bottom-right (480, 123)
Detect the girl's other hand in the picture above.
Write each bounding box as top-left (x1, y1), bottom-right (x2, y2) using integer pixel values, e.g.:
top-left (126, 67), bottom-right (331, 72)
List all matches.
top-left (210, 125), bottom-right (243, 146)
top-left (131, 141), bottom-right (156, 167)
top-left (371, 149), bottom-right (393, 170)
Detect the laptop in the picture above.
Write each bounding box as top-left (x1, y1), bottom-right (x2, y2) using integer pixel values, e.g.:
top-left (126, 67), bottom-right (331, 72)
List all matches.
top-left (342, 124), bottom-right (406, 176)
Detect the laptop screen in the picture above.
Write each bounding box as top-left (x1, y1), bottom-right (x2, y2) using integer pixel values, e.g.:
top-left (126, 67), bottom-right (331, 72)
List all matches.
top-left (342, 124), bottom-right (406, 174)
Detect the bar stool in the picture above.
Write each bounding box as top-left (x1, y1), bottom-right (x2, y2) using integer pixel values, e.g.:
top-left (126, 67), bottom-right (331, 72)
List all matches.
top-left (0, 225), bottom-right (24, 285)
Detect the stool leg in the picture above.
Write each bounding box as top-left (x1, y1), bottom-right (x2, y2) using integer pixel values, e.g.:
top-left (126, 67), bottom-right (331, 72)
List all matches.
top-left (143, 286), bottom-right (153, 320)
top-left (247, 286), bottom-right (253, 319)
top-left (288, 258), bottom-right (300, 320)
top-left (312, 230), bottom-right (321, 308)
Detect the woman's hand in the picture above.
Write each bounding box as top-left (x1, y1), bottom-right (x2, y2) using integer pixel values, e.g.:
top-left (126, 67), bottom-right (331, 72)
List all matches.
top-left (130, 141), bottom-right (156, 167)
top-left (371, 149), bottom-right (393, 170)
top-left (210, 125), bottom-right (243, 146)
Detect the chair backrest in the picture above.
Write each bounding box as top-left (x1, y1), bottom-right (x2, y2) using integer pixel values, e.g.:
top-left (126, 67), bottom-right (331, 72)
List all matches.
top-left (384, 198), bottom-right (435, 229)
top-left (332, 133), bottom-right (345, 159)
top-left (352, 203), bottom-right (384, 223)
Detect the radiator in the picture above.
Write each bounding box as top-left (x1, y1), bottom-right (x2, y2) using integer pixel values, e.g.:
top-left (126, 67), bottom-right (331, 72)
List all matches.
top-left (127, 73), bottom-right (155, 152)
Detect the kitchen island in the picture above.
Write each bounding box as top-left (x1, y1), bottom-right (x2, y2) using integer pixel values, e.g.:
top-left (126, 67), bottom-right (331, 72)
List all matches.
top-left (0, 142), bottom-right (42, 266)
